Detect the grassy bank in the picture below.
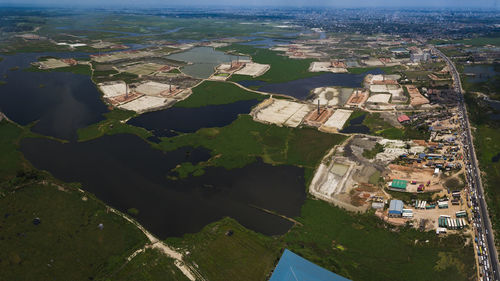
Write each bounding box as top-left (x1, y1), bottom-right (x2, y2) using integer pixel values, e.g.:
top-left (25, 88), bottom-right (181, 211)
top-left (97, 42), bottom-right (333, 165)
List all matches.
top-left (175, 80), bottom-right (266, 108)
top-left (77, 109), bottom-right (152, 142)
top-left (156, 115), bottom-right (347, 181)
top-left (218, 44), bottom-right (320, 84)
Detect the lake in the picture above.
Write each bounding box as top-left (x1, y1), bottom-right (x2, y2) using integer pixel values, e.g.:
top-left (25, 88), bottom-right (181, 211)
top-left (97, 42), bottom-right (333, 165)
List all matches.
top-left (464, 64), bottom-right (498, 83)
top-left (166, 46), bottom-right (250, 79)
top-left (238, 69), bottom-right (384, 100)
top-left (0, 53), bottom-right (108, 141)
top-left (128, 99), bottom-right (260, 137)
top-left (20, 134), bottom-right (305, 238)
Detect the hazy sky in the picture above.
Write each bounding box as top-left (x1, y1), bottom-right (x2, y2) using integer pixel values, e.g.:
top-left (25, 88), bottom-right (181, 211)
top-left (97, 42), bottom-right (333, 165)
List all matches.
top-left (0, 0), bottom-right (498, 8)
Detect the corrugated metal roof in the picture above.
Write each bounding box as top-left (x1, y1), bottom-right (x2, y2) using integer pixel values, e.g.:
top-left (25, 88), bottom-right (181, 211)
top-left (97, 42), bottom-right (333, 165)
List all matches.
top-left (389, 200), bottom-right (404, 213)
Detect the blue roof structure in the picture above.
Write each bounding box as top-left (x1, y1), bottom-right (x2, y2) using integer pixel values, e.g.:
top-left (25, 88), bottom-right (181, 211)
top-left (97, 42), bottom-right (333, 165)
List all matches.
top-left (269, 249), bottom-right (351, 281)
top-left (389, 199), bottom-right (404, 214)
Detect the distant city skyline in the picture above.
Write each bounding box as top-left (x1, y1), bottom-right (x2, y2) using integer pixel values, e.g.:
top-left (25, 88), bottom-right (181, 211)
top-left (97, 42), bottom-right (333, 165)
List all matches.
top-left (0, 0), bottom-right (498, 8)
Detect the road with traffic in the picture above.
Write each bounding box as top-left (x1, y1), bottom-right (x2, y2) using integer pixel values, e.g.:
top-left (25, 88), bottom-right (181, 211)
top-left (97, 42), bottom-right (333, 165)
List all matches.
top-left (432, 46), bottom-right (500, 281)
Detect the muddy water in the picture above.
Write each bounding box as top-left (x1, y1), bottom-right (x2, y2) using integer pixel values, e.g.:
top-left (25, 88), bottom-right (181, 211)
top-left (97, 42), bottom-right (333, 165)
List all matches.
top-left (20, 134), bottom-right (305, 238)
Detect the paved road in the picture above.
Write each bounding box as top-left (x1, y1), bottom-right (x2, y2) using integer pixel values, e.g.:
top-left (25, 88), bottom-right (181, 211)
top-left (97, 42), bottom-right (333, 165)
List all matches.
top-left (432, 47), bottom-right (500, 281)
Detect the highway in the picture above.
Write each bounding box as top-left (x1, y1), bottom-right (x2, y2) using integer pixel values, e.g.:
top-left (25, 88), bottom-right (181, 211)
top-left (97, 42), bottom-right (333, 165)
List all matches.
top-left (432, 46), bottom-right (500, 281)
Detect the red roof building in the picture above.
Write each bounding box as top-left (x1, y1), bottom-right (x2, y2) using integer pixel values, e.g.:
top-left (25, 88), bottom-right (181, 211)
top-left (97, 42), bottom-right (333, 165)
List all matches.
top-left (397, 114), bottom-right (411, 123)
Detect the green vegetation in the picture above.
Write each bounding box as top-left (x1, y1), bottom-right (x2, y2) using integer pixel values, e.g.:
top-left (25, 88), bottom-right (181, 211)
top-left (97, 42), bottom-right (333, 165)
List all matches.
top-left (362, 143), bottom-right (384, 159)
top-left (284, 199), bottom-right (475, 281)
top-left (0, 183), bottom-right (148, 281)
top-left (0, 121), bottom-right (36, 182)
top-left (77, 109), bottom-right (152, 142)
top-left (431, 36), bottom-right (500, 47)
top-left (461, 63), bottom-right (500, 100)
top-left (24, 64), bottom-right (92, 76)
top-left (168, 68), bottom-right (181, 74)
top-left (92, 71), bottom-right (138, 84)
top-left (345, 111), bottom-right (429, 140)
top-left (111, 248), bottom-right (190, 281)
top-left (347, 65), bottom-right (401, 75)
top-left (0, 80), bottom-right (6, 85)
top-left (0, 120), bottom-right (154, 281)
top-left (218, 44), bottom-right (320, 84)
top-left (158, 115), bottom-right (346, 181)
top-left (175, 81), bottom-right (266, 108)
top-left (168, 217), bottom-right (280, 281)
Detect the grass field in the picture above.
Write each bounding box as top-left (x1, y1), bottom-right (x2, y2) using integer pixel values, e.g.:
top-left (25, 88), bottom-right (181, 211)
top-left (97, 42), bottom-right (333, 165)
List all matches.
top-left (174, 81), bottom-right (266, 108)
top-left (161, 199), bottom-right (476, 281)
top-left (157, 115), bottom-right (346, 181)
top-left (284, 199), bottom-right (476, 281)
top-left (465, 94), bottom-right (500, 249)
top-left (167, 217), bottom-right (281, 281)
top-left (348, 65), bottom-right (401, 75)
top-left (110, 248), bottom-right (190, 281)
top-left (218, 44), bottom-right (320, 84)
top-left (431, 36), bottom-right (500, 47)
top-left (77, 109), bottom-right (152, 142)
top-left (474, 125), bottom-right (500, 249)
top-left (0, 183), bottom-right (148, 281)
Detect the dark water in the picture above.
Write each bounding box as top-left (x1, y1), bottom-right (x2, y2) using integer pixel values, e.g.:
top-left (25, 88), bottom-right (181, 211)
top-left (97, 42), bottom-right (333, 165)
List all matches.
top-left (341, 114), bottom-right (370, 134)
top-left (0, 53), bottom-right (108, 140)
top-left (238, 69), bottom-right (384, 100)
top-left (20, 134), bottom-right (304, 238)
top-left (128, 99), bottom-right (259, 137)
top-left (492, 152), bottom-right (500, 163)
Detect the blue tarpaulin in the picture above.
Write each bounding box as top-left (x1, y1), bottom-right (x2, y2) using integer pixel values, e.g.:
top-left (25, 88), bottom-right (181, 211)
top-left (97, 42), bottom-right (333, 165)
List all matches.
top-left (269, 249), bottom-right (351, 281)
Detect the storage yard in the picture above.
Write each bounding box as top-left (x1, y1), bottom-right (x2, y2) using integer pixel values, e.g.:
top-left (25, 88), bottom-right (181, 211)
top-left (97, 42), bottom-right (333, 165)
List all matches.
top-left (321, 109), bottom-right (353, 132)
top-left (252, 98), bottom-right (313, 127)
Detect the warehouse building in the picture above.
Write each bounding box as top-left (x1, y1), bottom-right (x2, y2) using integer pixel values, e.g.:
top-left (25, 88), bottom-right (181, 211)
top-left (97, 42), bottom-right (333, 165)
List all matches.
top-left (388, 200), bottom-right (404, 217)
top-left (389, 179), bottom-right (408, 191)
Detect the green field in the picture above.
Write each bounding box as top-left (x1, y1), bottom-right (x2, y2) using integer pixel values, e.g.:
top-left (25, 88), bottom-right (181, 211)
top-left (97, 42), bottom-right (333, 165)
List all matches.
top-left (157, 115), bottom-right (346, 181)
top-left (284, 199), bottom-right (476, 281)
top-left (218, 44), bottom-right (320, 84)
top-left (110, 248), bottom-right (190, 281)
top-left (0, 183), bottom-right (148, 281)
top-left (431, 36), bottom-right (500, 47)
top-left (77, 109), bottom-right (152, 142)
top-left (175, 81), bottom-right (266, 108)
top-left (159, 198), bottom-right (476, 281)
top-left (167, 217), bottom-right (281, 281)
top-left (474, 125), bottom-right (500, 249)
